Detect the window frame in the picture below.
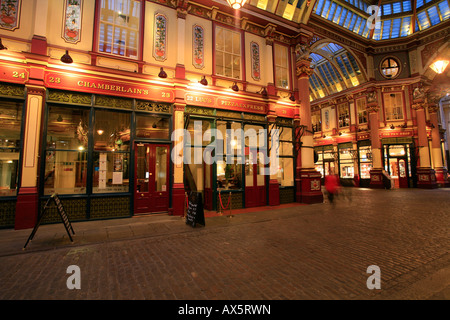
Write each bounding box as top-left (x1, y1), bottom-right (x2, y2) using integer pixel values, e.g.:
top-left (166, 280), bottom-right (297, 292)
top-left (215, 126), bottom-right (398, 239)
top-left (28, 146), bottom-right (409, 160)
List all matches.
top-left (94, 0), bottom-right (145, 61)
top-left (383, 91), bottom-right (405, 122)
top-left (273, 42), bottom-right (292, 90)
top-left (213, 24), bottom-right (244, 81)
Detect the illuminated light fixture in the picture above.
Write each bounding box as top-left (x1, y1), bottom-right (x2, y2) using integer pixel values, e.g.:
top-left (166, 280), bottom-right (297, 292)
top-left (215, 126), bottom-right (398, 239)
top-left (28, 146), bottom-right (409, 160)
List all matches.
top-left (231, 82), bottom-right (239, 92)
top-left (60, 50), bottom-right (73, 64)
top-left (429, 59), bottom-right (449, 74)
top-left (158, 67), bottom-right (167, 78)
top-left (226, 0), bottom-right (247, 9)
top-left (97, 129), bottom-right (104, 136)
top-left (0, 38), bottom-right (7, 50)
top-left (199, 75), bottom-right (208, 86)
top-left (78, 146), bottom-right (85, 151)
top-left (289, 92), bottom-right (296, 102)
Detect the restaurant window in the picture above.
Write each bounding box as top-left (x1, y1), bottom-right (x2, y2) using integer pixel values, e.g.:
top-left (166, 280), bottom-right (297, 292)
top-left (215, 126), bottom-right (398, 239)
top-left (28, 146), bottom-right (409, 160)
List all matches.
top-left (93, 110), bottom-right (130, 193)
top-left (215, 26), bottom-right (241, 79)
top-left (0, 101), bottom-right (22, 197)
top-left (274, 44), bottom-right (290, 89)
top-left (338, 103), bottom-right (350, 128)
top-left (275, 126), bottom-right (294, 187)
top-left (216, 121), bottom-right (243, 190)
top-left (136, 114), bottom-right (170, 140)
top-left (356, 98), bottom-right (367, 124)
top-left (97, 0), bottom-right (142, 59)
top-left (44, 106), bottom-right (89, 195)
top-left (359, 145), bottom-right (372, 179)
top-left (244, 124), bottom-right (266, 189)
top-left (339, 145), bottom-right (355, 178)
top-left (384, 92), bottom-right (404, 120)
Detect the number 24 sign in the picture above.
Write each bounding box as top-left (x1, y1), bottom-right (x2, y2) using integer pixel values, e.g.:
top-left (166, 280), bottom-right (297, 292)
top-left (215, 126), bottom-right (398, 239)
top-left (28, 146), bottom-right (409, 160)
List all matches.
top-left (0, 64), bottom-right (29, 84)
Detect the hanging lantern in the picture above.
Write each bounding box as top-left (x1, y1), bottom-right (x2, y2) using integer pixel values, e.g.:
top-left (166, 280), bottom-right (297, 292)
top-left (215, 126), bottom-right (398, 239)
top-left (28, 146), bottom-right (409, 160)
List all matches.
top-left (226, 0), bottom-right (247, 9)
top-left (429, 59), bottom-right (449, 74)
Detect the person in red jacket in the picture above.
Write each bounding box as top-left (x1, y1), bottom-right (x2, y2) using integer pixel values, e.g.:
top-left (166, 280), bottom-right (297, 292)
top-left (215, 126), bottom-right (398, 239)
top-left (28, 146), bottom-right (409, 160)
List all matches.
top-left (324, 171), bottom-right (340, 206)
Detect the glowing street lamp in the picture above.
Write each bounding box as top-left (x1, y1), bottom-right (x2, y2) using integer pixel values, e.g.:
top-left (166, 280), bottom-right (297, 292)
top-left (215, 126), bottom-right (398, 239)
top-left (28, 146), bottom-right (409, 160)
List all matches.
top-left (429, 59), bottom-right (449, 74)
top-left (226, 0), bottom-right (247, 9)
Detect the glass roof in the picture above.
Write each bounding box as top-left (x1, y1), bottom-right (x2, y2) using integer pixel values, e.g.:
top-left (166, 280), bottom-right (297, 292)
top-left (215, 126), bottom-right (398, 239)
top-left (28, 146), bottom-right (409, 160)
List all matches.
top-left (312, 0), bottom-right (450, 40)
top-left (309, 42), bottom-right (364, 101)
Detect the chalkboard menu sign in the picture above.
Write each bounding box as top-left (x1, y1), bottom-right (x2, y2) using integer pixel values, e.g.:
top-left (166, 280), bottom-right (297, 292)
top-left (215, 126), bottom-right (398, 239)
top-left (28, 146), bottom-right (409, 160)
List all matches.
top-left (23, 193), bottom-right (75, 249)
top-left (186, 192), bottom-right (205, 228)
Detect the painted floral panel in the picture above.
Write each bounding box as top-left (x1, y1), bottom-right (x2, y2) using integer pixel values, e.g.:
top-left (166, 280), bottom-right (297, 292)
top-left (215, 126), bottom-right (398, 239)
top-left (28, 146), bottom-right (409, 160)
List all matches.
top-left (251, 42), bottom-right (261, 81)
top-left (192, 25), bottom-right (204, 69)
top-left (153, 13), bottom-right (167, 62)
top-left (0, 0), bottom-right (21, 31)
top-left (63, 0), bottom-right (82, 43)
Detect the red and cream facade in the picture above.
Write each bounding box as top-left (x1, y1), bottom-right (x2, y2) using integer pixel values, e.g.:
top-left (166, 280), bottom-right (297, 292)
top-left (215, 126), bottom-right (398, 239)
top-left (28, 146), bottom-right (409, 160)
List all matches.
top-left (0, 0), bottom-right (448, 229)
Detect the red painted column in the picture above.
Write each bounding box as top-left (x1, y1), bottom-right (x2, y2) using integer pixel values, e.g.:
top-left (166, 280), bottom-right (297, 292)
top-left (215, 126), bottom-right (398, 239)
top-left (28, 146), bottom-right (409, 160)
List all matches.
top-left (267, 110), bottom-right (280, 206)
top-left (294, 57), bottom-right (323, 204)
top-left (366, 89), bottom-right (384, 188)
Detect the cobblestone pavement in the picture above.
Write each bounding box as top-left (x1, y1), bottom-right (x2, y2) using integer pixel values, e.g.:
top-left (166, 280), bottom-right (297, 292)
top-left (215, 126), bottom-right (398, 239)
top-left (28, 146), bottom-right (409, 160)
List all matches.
top-left (0, 188), bottom-right (449, 301)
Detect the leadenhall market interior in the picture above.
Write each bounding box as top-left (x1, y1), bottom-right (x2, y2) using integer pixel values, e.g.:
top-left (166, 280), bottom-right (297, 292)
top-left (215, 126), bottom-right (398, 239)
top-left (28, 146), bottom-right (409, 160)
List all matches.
top-left (0, 0), bottom-right (449, 229)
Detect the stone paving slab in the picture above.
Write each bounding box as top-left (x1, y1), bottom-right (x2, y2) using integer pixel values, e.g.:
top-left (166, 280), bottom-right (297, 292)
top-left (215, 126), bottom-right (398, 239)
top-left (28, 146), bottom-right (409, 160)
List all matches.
top-left (0, 188), bottom-right (449, 300)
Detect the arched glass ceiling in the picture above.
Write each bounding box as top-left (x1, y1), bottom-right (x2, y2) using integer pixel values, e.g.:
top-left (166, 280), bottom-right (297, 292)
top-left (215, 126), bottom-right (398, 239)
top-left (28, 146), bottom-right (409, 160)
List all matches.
top-left (313, 0), bottom-right (450, 40)
top-left (309, 42), bottom-right (365, 101)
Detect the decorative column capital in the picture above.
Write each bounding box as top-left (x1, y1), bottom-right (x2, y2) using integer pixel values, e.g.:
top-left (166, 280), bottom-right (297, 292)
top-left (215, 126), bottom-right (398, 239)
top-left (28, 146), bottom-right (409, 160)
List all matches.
top-left (412, 103), bottom-right (425, 111)
top-left (427, 104), bottom-right (439, 114)
top-left (295, 60), bottom-right (313, 78)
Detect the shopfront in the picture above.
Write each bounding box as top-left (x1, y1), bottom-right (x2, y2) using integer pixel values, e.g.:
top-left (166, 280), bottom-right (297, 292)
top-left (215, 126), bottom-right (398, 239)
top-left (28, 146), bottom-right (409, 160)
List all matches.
top-left (39, 87), bottom-right (174, 222)
top-left (357, 140), bottom-right (373, 187)
top-left (0, 83), bottom-right (25, 228)
top-left (183, 106), bottom-right (274, 211)
top-left (314, 145), bottom-right (336, 181)
top-left (382, 138), bottom-right (414, 188)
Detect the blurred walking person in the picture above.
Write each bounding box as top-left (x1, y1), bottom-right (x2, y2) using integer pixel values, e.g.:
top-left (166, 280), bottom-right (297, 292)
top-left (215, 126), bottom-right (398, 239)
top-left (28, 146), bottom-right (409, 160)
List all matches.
top-left (325, 171), bottom-right (340, 207)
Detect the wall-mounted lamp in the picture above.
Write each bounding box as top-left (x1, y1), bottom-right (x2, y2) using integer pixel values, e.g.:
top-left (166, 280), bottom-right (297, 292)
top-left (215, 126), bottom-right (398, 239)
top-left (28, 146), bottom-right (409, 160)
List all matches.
top-left (338, 132), bottom-right (342, 136)
top-left (390, 124), bottom-right (395, 130)
top-left (60, 50), bottom-right (73, 64)
top-left (226, 0), bottom-right (247, 9)
top-left (231, 82), bottom-right (239, 92)
top-left (96, 129), bottom-right (104, 136)
top-left (158, 67), bottom-right (167, 78)
top-left (429, 59), bottom-right (449, 74)
top-left (259, 87), bottom-right (267, 97)
top-left (289, 92), bottom-right (296, 102)
top-left (0, 38), bottom-right (7, 50)
top-left (199, 76), bottom-right (208, 86)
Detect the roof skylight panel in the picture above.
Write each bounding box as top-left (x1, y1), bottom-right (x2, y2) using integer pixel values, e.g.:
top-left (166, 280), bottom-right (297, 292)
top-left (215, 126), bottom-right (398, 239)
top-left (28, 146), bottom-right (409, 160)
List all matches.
top-left (438, 1), bottom-right (450, 20)
top-left (391, 18), bottom-right (401, 38)
top-left (381, 20), bottom-right (391, 39)
top-left (427, 6), bottom-right (441, 25)
top-left (400, 16), bottom-right (411, 36)
top-left (335, 56), bottom-right (350, 79)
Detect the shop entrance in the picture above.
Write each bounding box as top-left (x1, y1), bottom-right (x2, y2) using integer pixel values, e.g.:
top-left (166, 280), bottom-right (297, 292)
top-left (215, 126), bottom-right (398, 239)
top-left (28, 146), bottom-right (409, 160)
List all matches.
top-left (245, 148), bottom-right (266, 207)
top-left (134, 143), bottom-right (170, 214)
top-left (384, 144), bottom-right (411, 188)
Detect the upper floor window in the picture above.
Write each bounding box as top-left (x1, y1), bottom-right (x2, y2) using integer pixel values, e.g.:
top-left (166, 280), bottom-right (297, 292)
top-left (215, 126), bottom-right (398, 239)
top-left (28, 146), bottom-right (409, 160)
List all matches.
top-left (338, 103), bottom-right (350, 128)
top-left (356, 98), bottom-right (367, 124)
top-left (274, 44), bottom-right (290, 89)
top-left (215, 26), bottom-right (241, 79)
top-left (380, 57), bottom-right (400, 79)
top-left (97, 0), bottom-right (142, 59)
top-left (384, 93), bottom-right (404, 120)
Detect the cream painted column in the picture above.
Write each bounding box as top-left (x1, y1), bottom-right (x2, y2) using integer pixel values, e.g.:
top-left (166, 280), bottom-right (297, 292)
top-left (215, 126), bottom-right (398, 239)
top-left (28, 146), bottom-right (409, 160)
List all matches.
top-left (171, 103), bottom-right (186, 216)
top-left (412, 83), bottom-right (437, 188)
top-left (31, 0), bottom-right (49, 55)
top-left (15, 87), bottom-right (45, 229)
top-left (175, 3), bottom-right (188, 79)
top-left (428, 103), bottom-right (447, 186)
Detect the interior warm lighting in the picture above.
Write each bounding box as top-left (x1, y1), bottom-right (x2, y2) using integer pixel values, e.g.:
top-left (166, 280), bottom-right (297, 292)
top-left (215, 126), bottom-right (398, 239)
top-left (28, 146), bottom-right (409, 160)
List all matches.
top-left (231, 82), bottom-right (239, 92)
top-left (226, 0), bottom-right (247, 9)
top-left (158, 67), bottom-right (167, 78)
top-left (0, 38), bottom-right (7, 50)
top-left (429, 59), bottom-right (449, 74)
top-left (60, 50), bottom-right (73, 64)
top-left (97, 129), bottom-right (104, 136)
top-left (78, 146), bottom-right (85, 151)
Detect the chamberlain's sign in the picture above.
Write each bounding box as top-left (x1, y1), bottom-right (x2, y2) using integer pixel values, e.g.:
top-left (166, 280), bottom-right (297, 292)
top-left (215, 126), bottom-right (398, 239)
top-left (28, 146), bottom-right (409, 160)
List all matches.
top-left (44, 70), bottom-right (175, 102)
